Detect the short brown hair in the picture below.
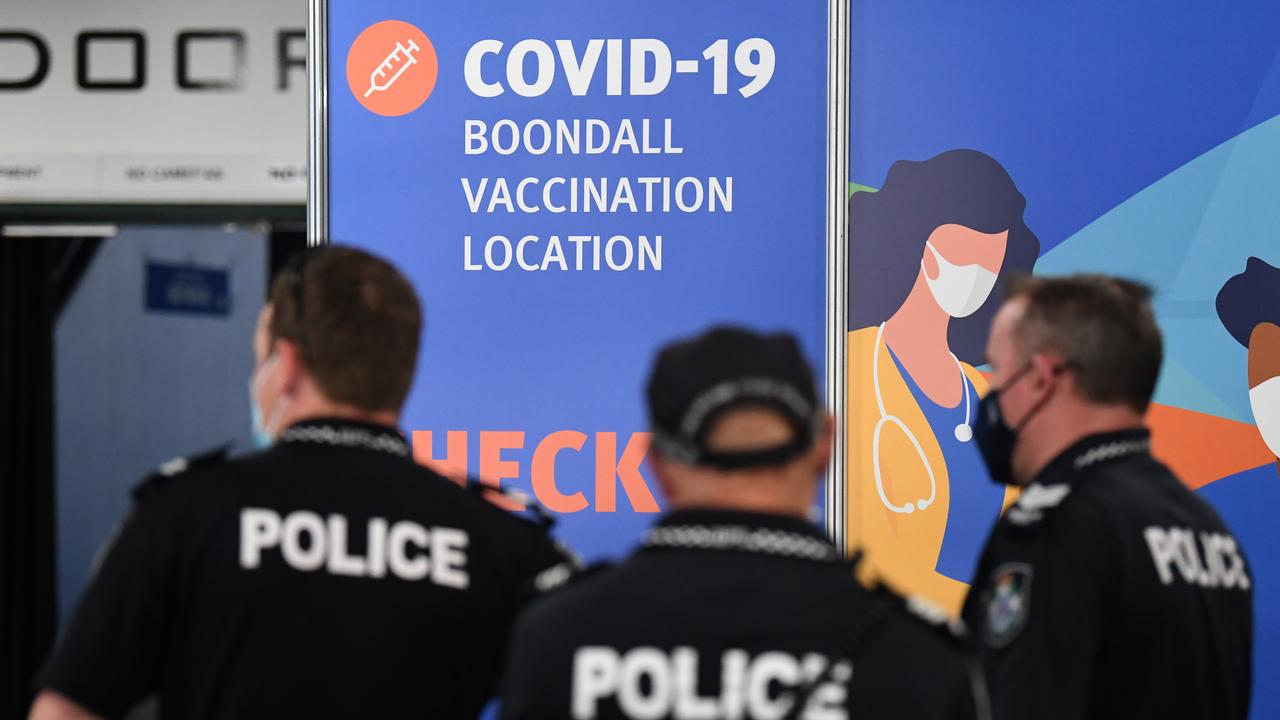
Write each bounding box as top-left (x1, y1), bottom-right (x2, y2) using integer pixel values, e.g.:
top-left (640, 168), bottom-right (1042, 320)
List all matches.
top-left (269, 246), bottom-right (422, 412)
top-left (1007, 273), bottom-right (1162, 413)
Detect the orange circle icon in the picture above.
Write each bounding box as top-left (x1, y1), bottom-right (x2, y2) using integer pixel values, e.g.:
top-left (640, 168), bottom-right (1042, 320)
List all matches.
top-left (347, 20), bottom-right (438, 117)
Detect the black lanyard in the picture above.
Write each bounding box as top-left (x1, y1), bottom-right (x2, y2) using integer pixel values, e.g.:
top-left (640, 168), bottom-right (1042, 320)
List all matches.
top-left (781, 558), bottom-right (898, 720)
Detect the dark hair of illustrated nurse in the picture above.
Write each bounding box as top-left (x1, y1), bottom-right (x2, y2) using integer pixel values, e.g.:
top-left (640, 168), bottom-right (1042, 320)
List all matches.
top-left (848, 149), bottom-right (1040, 365)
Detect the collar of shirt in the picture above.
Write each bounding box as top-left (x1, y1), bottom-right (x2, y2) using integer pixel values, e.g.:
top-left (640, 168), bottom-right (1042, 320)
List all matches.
top-left (277, 417), bottom-right (410, 458)
top-left (1032, 428), bottom-right (1152, 487)
top-left (642, 509), bottom-right (839, 563)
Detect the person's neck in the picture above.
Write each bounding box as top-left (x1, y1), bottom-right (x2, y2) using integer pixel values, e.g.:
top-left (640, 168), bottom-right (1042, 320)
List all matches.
top-left (670, 477), bottom-right (812, 519)
top-left (1015, 404), bottom-right (1145, 484)
top-left (883, 275), bottom-right (962, 405)
top-left (885, 275), bottom-right (951, 351)
top-left (275, 392), bottom-right (399, 434)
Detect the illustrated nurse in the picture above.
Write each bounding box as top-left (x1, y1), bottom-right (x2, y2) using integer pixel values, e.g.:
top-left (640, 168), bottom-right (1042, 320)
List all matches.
top-left (846, 149), bottom-right (1040, 613)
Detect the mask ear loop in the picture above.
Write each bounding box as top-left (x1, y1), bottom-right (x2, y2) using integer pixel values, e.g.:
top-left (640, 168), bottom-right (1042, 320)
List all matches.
top-left (1004, 361), bottom-right (1069, 434)
top-left (254, 354), bottom-right (291, 439)
top-left (263, 392), bottom-right (292, 439)
top-left (920, 241), bottom-right (942, 278)
top-left (252, 353), bottom-right (279, 393)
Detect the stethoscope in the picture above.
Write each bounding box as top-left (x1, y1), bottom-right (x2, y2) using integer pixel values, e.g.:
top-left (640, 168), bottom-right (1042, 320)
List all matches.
top-left (872, 322), bottom-right (972, 515)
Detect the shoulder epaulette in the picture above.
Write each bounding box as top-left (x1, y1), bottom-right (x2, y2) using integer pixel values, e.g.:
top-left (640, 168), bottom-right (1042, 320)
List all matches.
top-left (133, 444), bottom-right (231, 500)
top-left (1004, 482), bottom-right (1073, 527)
top-left (902, 593), bottom-right (970, 643)
top-left (465, 479), bottom-right (556, 528)
top-left (534, 560), bottom-right (614, 594)
top-left (855, 552), bottom-right (969, 644)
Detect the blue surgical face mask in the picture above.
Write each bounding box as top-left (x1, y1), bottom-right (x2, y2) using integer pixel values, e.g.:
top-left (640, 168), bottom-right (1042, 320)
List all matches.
top-left (249, 354), bottom-right (284, 449)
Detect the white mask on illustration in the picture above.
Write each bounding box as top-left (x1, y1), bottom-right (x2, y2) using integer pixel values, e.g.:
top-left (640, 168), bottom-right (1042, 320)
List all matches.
top-left (921, 241), bottom-right (998, 318)
top-left (1249, 375), bottom-right (1280, 458)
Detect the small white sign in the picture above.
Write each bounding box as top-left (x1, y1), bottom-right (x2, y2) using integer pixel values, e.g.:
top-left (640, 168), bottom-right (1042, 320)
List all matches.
top-left (0, 0), bottom-right (306, 205)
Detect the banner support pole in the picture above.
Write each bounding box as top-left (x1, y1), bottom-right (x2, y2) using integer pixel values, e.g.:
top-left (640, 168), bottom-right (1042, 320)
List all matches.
top-left (306, 0), bottom-right (330, 247)
top-left (824, 0), bottom-right (850, 554)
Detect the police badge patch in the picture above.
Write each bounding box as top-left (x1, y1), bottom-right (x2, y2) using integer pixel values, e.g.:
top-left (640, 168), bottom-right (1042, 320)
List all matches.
top-left (985, 562), bottom-right (1032, 648)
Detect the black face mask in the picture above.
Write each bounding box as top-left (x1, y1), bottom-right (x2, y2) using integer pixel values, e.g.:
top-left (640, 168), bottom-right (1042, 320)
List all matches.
top-left (974, 363), bottom-right (1048, 486)
top-left (974, 388), bottom-right (1018, 486)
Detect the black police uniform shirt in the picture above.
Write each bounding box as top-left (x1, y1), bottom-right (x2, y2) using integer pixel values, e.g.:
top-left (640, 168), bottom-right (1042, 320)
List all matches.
top-left (499, 509), bottom-right (986, 720)
top-left (39, 418), bottom-right (575, 719)
top-left (962, 429), bottom-right (1253, 720)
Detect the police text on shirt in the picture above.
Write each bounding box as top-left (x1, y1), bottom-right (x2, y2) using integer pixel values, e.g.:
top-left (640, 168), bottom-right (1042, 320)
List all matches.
top-left (1143, 526), bottom-right (1250, 590)
top-left (572, 646), bottom-right (852, 720)
top-left (239, 508), bottom-right (469, 587)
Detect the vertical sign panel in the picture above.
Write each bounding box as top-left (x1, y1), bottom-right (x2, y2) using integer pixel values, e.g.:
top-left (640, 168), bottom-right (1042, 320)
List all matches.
top-left (319, 1), bottom-right (835, 561)
top-left (846, 5), bottom-right (1280, 716)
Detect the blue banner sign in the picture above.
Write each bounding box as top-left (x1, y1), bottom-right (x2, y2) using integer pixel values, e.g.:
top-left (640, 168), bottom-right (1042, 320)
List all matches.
top-left (318, 1), bottom-right (837, 561)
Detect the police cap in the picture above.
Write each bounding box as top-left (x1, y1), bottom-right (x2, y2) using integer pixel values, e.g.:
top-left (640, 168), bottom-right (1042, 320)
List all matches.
top-left (646, 326), bottom-right (819, 470)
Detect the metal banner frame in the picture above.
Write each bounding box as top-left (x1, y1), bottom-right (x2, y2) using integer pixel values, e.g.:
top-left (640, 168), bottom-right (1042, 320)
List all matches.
top-left (306, 0), bottom-right (850, 551)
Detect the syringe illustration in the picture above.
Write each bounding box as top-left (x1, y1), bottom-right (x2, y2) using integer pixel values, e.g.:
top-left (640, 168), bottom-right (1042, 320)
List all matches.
top-left (363, 39), bottom-right (421, 98)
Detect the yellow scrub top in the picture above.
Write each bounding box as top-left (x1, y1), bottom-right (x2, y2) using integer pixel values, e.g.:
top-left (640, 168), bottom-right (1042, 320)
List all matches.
top-left (845, 326), bottom-right (1017, 615)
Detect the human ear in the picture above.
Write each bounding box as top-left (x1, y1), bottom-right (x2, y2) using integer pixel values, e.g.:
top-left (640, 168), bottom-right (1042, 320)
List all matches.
top-left (1028, 350), bottom-right (1068, 402)
top-left (806, 415), bottom-right (835, 477)
top-left (274, 339), bottom-right (307, 396)
top-left (648, 453), bottom-right (681, 505)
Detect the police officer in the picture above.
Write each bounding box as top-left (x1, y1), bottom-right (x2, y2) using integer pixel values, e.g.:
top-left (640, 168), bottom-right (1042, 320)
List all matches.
top-left (30, 246), bottom-right (575, 719)
top-left (499, 327), bottom-right (989, 720)
top-left (963, 274), bottom-right (1253, 719)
